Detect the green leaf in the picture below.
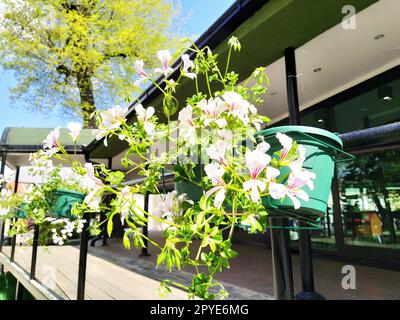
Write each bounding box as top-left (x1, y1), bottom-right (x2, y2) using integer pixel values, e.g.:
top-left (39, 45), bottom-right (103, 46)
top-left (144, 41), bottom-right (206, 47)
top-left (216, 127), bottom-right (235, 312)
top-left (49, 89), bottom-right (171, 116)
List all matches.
top-left (123, 232), bottom-right (131, 249)
top-left (107, 218), bottom-right (113, 237)
top-left (199, 195), bottom-right (208, 211)
top-left (196, 210), bottom-right (206, 226)
top-left (200, 252), bottom-right (208, 262)
top-left (157, 252), bottom-right (166, 266)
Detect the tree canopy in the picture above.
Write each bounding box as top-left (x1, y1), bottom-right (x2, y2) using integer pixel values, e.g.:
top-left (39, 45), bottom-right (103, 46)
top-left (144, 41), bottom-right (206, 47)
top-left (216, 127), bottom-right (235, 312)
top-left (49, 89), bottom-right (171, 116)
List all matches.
top-left (0, 0), bottom-right (180, 127)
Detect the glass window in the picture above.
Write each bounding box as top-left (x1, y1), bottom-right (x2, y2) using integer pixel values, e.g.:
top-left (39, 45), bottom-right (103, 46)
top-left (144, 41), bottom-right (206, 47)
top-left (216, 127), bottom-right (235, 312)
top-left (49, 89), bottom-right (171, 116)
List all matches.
top-left (288, 192), bottom-right (336, 249)
top-left (271, 70), bottom-right (400, 134)
top-left (337, 148), bottom-right (400, 248)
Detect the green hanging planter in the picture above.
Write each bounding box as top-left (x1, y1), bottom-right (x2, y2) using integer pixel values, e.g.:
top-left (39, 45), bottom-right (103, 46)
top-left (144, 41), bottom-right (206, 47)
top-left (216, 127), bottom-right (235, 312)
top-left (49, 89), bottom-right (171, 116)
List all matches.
top-left (174, 164), bottom-right (204, 202)
top-left (14, 203), bottom-right (28, 219)
top-left (256, 125), bottom-right (353, 217)
top-left (50, 188), bottom-right (85, 219)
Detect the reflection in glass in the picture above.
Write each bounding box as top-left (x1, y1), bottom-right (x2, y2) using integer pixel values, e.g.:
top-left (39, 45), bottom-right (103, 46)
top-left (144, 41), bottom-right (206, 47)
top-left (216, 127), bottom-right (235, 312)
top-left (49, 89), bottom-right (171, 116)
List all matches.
top-left (289, 193), bottom-right (336, 249)
top-left (337, 148), bottom-right (400, 248)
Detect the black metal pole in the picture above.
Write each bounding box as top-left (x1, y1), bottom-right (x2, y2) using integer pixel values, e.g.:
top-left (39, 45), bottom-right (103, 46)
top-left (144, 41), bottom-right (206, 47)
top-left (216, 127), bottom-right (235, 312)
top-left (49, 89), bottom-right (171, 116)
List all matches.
top-left (0, 152), bottom-right (6, 273)
top-left (103, 159), bottom-right (112, 247)
top-left (0, 152), bottom-right (6, 254)
top-left (10, 220), bottom-right (16, 262)
top-left (0, 219), bottom-right (4, 274)
top-left (0, 219), bottom-right (4, 253)
top-left (295, 223), bottom-right (324, 299)
top-left (139, 192), bottom-right (151, 257)
top-left (270, 218), bottom-right (294, 299)
top-left (285, 47), bottom-right (300, 125)
top-left (77, 212), bottom-right (90, 300)
top-left (101, 207), bottom-right (108, 246)
top-left (0, 151), bottom-right (6, 189)
top-left (326, 213), bottom-right (332, 238)
top-left (10, 166), bottom-right (20, 263)
top-left (30, 224), bottom-right (39, 279)
top-left (13, 166), bottom-right (20, 194)
top-left (284, 47), bottom-right (324, 300)
top-left (15, 281), bottom-right (24, 300)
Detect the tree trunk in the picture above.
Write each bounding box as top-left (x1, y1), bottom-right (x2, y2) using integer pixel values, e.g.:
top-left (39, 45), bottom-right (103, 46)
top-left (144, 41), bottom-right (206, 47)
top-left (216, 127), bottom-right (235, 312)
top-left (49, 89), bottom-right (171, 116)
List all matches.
top-left (76, 71), bottom-right (96, 128)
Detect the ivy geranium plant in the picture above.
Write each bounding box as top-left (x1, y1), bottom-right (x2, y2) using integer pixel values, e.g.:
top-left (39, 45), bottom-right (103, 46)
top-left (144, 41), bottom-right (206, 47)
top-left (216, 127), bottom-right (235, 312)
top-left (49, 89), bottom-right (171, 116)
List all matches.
top-left (0, 36), bottom-right (317, 300)
top-left (87, 36), bottom-right (316, 299)
top-left (0, 125), bottom-right (98, 245)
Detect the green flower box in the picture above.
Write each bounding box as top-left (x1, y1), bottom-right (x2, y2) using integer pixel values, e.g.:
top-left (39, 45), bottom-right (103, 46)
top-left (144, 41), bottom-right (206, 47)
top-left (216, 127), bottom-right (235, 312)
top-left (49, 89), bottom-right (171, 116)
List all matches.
top-left (15, 203), bottom-right (28, 219)
top-left (257, 125), bottom-right (346, 217)
top-left (50, 189), bottom-right (85, 219)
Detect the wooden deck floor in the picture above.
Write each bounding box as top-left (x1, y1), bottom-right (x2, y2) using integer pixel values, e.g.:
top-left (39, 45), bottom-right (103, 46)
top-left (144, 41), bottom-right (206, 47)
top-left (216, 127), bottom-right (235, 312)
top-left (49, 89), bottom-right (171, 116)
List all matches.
top-left (2, 245), bottom-right (189, 300)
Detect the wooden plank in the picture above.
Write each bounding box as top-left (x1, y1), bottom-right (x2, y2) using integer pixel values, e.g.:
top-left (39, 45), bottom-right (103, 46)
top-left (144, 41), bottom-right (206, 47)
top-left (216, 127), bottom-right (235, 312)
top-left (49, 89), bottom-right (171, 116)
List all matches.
top-left (56, 246), bottom-right (188, 300)
top-left (84, 251), bottom-right (188, 300)
top-left (14, 246), bottom-right (31, 270)
top-left (2, 245), bottom-right (189, 300)
top-left (37, 246), bottom-right (95, 300)
top-left (0, 252), bottom-right (61, 300)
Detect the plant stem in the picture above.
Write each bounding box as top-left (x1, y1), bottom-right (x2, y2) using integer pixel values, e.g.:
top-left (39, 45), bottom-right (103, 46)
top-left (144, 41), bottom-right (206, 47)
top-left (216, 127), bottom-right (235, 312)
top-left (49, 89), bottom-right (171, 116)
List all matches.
top-left (228, 195), bottom-right (236, 240)
top-left (205, 70), bottom-right (212, 98)
top-left (224, 46), bottom-right (232, 78)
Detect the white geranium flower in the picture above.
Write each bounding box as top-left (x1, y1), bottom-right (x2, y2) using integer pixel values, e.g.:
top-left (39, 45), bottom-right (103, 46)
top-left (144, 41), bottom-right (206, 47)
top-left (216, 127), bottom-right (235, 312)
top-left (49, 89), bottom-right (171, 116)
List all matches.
top-left (276, 132), bottom-right (293, 162)
top-left (81, 163), bottom-right (103, 191)
top-left (67, 122), bottom-right (82, 142)
top-left (118, 186), bottom-right (143, 224)
top-left (59, 169), bottom-right (80, 186)
top-left (84, 186), bottom-right (103, 211)
top-left (245, 149), bottom-right (271, 180)
top-left (135, 104), bottom-right (156, 135)
top-left (178, 105), bottom-right (196, 145)
top-left (256, 141), bottom-right (270, 153)
top-left (268, 161), bottom-right (315, 210)
top-left (1, 188), bottom-right (12, 200)
top-left (76, 219), bottom-right (85, 234)
top-left (266, 166), bottom-right (280, 182)
top-left (181, 54), bottom-right (196, 79)
top-left (199, 97), bottom-right (227, 128)
top-left (206, 140), bottom-right (229, 167)
top-left (287, 145), bottom-right (316, 190)
top-left (100, 105), bottom-right (127, 129)
top-left (43, 127), bottom-right (60, 155)
top-left (155, 191), bottom-right (193, 222)
top-left (205, 163), bottom-right (225, 186)
top-left (222, 91), bottom-right (251, 124)
top-left (154, 50), bottom-right (173, 76)
top-left (94, 105), bottom-right (127, 146)
top-left (243, 179), bottom-right (266, 203)
top-left (204, 163), bottom-right (226, 209)
top-left (134, 59), bottom-right (149, 80)
top-left (242, 147), bottom-right (271, 203)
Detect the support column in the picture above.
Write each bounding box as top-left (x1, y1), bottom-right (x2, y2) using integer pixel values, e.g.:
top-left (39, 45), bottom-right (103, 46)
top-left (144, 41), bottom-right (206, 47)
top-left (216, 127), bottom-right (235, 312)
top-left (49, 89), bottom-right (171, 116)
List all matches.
top-left (30, 224), bottom-right (40, 279)
top-left (270, 218), bottom-right (294, 299)
top-left (15, 281), bottom-right (24, 300)
top-left (139, 192), bottom-right (151, 257)
top-left (0, 151), bottom-right (7, 256)
top-left (101, 210), bottom-right (108, 246)
top-left (284, 47), bottom-right (324, 300)
top-left (10, 166), bottom-right (20, 263)
top-left (77, 212), bottom-right (90, 300)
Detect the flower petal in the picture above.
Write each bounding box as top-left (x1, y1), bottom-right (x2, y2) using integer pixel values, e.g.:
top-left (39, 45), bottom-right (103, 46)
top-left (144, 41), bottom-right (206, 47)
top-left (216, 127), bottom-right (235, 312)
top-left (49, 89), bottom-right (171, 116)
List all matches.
top-left (268, 183), bottom-right (287, 199)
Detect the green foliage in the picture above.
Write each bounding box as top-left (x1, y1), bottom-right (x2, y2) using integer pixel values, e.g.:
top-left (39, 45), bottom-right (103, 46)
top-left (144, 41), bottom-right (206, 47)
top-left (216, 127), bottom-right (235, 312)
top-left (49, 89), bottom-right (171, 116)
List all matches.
top-left (0, 0), bottom-right (180, 126)
top-left (2, 35), bottom-right (310, 301)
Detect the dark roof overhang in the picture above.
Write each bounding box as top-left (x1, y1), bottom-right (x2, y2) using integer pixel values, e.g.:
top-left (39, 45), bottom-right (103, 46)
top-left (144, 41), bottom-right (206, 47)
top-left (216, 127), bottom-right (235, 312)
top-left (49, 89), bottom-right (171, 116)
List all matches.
top-left (85, 0), bottom-right (378, 159)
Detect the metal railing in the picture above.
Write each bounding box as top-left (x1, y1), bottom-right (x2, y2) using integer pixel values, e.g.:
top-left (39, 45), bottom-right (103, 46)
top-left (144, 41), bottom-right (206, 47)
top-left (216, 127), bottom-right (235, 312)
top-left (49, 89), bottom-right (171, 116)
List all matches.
top-left (0, 213), bottom-right (93, 300)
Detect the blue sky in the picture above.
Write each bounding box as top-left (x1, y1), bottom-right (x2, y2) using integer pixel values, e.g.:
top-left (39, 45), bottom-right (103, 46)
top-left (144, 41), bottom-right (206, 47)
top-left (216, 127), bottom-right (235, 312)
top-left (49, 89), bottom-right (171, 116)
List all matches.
top-left (0, 0), bottom-right (235, 133)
